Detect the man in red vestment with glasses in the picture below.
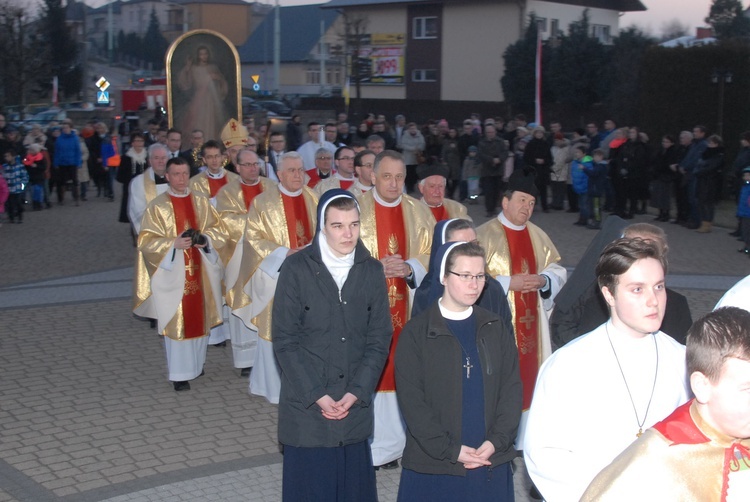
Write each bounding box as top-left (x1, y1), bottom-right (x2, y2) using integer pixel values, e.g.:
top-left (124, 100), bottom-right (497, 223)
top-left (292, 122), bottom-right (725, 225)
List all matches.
top-left (134, 157), bottom-right (229, 391)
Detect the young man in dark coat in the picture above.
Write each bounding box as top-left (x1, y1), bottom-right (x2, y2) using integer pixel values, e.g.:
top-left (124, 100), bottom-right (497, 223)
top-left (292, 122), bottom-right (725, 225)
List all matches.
top-left (272, 189), bottom-right (393, 502)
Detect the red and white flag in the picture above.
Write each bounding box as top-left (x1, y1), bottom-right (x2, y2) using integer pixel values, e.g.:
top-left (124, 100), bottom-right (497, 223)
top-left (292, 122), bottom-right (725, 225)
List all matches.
top-left (534, 32), bottom-right (542, 126)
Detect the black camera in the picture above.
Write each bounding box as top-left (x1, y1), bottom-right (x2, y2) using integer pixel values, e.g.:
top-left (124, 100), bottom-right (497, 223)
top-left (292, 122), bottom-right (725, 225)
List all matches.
top-left (181, 228), bottom-right (207, 247)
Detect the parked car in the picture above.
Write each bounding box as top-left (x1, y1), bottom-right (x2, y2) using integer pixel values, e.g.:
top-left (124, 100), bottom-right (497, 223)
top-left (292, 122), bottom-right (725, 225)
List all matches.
top-left (23, 109), bottom-right (67, 129)
top-left (256, 100), bottom-right (292, 118)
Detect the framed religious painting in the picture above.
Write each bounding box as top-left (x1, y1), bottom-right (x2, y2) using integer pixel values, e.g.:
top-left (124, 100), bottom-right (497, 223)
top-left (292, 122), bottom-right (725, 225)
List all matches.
top-left (166, 30), bottom-right (242, 150)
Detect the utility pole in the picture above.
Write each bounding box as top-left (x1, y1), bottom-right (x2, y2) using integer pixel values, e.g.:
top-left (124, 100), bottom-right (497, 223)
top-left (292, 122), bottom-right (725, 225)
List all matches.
top-left (320, 20), bottom-right (326, 95)
top-left (273, 0), bottom-right (280, 96)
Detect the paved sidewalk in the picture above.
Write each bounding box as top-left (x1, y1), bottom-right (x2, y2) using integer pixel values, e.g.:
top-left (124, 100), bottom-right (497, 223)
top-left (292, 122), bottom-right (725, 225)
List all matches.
top-left (0, 194), bottom-right (747, 502)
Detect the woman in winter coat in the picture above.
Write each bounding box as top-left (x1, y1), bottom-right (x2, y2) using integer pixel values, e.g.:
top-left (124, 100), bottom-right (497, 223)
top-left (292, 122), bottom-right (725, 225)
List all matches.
top-left (116, 132), bottom-right (147, 223)
top-left (693, 134), bottom-right (725, 233)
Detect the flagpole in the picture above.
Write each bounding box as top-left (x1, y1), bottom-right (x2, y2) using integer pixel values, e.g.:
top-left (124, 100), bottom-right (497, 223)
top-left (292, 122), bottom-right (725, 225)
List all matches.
top-left (534, 30), bottom-right (542, 126)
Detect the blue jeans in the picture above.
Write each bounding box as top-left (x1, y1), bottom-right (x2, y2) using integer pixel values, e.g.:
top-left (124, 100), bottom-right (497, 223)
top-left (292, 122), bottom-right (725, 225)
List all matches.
top-left (578, 193), bottom-right (589, 222)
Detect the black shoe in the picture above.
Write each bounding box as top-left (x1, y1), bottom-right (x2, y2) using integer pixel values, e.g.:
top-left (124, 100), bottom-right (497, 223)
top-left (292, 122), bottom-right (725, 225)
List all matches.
top-left (173, 381), bottom-right (191, 391)
top-left (149, 319), bottom-right (157, 329)
top-left (529, 484), bottom-right (543, 501)
top-left (240, 367), bottom-right (252, 377)
top-left (375, 459), bottom-right (399, 471)
top-left (686, 222), bottom-right (699, 230)
top-left (210, 341), bottom-right (227, 347)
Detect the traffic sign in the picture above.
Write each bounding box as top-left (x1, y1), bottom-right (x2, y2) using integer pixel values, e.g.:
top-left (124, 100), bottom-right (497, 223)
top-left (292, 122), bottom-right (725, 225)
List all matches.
top-left (95, 76), bottom-right (110, 91)
top-left (97, 91), bottom-right (110, 105)
top-left (251, 75), bottom-right (260, 84)
top-left (252, 83), bottom-right (260, 91)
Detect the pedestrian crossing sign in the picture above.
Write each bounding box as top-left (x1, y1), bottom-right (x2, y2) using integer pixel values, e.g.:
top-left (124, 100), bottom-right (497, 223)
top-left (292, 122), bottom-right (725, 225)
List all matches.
top-left (97, 91), bottom-right (110, 105)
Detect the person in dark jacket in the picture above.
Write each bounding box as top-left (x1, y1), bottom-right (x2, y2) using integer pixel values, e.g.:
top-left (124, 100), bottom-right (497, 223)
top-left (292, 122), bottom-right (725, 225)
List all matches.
top-left (116, 132), bottom-right (147, 224)
top-left (272, 189), bottom-right (392, 502)
top-left (618, 127), bottom-right (649, 218)
top-left (694, 134), bottom-right (725, 233)
top-left (412, 218), bottom-right (513, 337)
top-left (729, 131), bottom-right (750, 237)
top-left (651, 135), bottom-right (680, 222)
top-left (395, 241), bottom-right (522, 501)
top-left (524, 126), bottom-right (553, 213)
top-left (477, 124), bottom-right (509, 217)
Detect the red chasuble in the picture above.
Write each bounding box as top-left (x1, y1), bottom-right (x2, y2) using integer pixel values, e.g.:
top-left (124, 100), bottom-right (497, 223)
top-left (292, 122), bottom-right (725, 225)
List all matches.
top-left (240, 182), bottom-right (263, 211)
top-left (429, 204), bottom-right (449, 222)
top-left (339, 178), bottom-right (354, 190)
top-left (170, 194), bottom-right (205, 339)
top-left (505, 226), bottom-right (540, 410)
top-left (374, 202), bottom-right (408, 392)
top-left (306, 170), bottom-right (325, 188)
top-left (281, 193), bottom-right (312, 248)
top-left (207, 175), bottom-right (229, 197)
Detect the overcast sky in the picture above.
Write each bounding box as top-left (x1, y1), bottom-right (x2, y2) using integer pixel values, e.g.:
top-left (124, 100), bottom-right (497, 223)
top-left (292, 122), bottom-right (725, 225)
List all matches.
top-left (35, 0), bottom-right (716, 37)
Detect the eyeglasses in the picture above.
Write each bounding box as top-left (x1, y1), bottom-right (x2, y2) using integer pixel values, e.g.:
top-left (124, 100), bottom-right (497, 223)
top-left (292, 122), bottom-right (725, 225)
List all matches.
top-left (238, 162), bottom-right (261, 168)
top-left (317, 156), bottom-right (332, 161)
top-left (337, 156), bottom-right (354, 161)
top-left (448, 271), bottom-right (486, 282)
top-left (204, 154), bottom-right (223, 160)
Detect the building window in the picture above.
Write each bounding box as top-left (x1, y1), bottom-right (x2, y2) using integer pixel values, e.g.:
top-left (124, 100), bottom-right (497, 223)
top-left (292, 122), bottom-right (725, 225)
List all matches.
top-left (413, 17), bottom-right (437, 39)
top-left (550, 19), bottom-right (560, 37)
top-left (306, 70), bottom-right (320, 85)
top-left (535, 17), bottom-right (547, 33)
top-left (412, 69), bottom-right (437, 82)
top-left (592, 24), bottom-right (611, 44)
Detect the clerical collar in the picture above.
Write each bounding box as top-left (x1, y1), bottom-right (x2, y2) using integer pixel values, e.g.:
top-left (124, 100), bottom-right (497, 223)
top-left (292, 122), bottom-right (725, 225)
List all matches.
top-left (279, 184), bottom-right (303, 197)
top-left (423, 199), bottom-right (444, 209)
top-left (499, 212), bottom-right (525, 231)
top-left (335, 172), bottom-right (355, 181)
top-left (318, 170), bottom-right (332, 180)
top-left (206, 169), bottom-right (226, 179)
top-left (355, 180), bottom-right (373, 192)
top-left (373, 190), bottom-right (401, 207)
top-left (241, 178), bottom-right (260, 187)
top-left (438, 299), bottom-right (473, 320)
top-left (168, 188), bottom-right (190, 197)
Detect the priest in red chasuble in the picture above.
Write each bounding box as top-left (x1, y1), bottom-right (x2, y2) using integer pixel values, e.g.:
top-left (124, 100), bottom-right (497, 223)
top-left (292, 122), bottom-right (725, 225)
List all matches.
top-left (229, 151), bottom-right (318, 404)
top-left (188, 139), bottom-right (239, 206)
top-left (133, 157), bottom-right (229, 391)
top-left (476, 168), bottom-right (566, 447)
top-left (357, 150), bottom-right (435, 468)
top-left (215, 148), bottom-right (277, 377)
top-left (416, 163), bottom-right (470, 222)
top-left (583, 307), bottom-right (750, 502)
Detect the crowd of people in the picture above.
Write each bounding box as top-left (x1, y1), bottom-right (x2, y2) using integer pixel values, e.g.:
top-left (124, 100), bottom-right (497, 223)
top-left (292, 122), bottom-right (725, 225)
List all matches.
top-left (2, 107), bottom-right (749, 501)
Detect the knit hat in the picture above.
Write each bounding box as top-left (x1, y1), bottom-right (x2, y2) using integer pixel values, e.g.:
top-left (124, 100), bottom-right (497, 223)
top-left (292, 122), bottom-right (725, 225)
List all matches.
top-left (417, 163), bottom-right (449, 181)
top-left (220, 118), bottom-right (249, 149)
top-left (743, 166), bottom-right (750, 174)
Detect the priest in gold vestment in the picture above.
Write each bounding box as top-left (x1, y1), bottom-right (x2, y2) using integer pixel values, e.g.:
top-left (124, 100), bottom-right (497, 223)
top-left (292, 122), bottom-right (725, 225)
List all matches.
top-left (128, 143), bottom-right (170, 233)
top-left (215, 148), bottom-right (276, 376)
top-left (582, 307), bottom-right (750, 502)
top-left (357, 150), bottom-right (435, 468)
top-left (188, 139), bottom-right (239, 206)
top-left (229, 151), bottom-right (318, 403)
top-left (476, 168), bottom-right (566, 448)
top-left (133, 158), bottom-right (229, 391)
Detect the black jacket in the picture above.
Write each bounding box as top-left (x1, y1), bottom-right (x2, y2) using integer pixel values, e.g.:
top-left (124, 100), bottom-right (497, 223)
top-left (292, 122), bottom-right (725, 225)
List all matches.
top-left (395, 304), bottom-right (522, 475)
top-left (272, 240), bottom-right (392, 448)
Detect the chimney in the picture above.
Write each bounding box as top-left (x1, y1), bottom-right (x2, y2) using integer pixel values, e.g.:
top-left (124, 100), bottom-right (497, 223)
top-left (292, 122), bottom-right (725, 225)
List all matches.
top-left (696, 27), bottom-right (713, 39)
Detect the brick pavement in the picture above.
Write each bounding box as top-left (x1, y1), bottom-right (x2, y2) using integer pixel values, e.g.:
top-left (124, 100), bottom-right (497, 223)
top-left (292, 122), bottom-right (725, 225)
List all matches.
top-left (0, 192), bottom-right (747, 501)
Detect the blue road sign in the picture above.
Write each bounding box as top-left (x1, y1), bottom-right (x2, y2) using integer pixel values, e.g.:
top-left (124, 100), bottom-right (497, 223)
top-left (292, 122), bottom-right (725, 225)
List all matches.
top-left (97, 91), bottom-right (110, 105)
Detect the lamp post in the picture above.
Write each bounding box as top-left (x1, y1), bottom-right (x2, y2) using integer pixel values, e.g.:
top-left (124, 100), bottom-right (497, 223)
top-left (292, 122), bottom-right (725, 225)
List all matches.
top-left (711, 69), bottom-right (732, 138)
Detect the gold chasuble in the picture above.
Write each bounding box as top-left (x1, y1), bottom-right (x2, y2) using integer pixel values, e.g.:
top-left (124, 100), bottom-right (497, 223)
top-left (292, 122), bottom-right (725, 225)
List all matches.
top-left (477, 218), bottom-right (561, 410)
top-left (357, 191), bottom-right (434, 392)
top-left (189, 170), bottom-right (239, 199)
top-left (582, 400), bottom-right (750, 502)
top-left (171, 195), bottom-right (205, 338)
top-left (228, 186), bottom-right (318, 338)
top-left (134, 192), bottom-right (230, 341)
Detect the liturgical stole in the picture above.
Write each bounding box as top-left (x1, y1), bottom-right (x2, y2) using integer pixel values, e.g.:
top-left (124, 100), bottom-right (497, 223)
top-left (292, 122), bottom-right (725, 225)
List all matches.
top-left (506, 226), bottom-right (540, 410)
top-left (170, 194), bottom-right (205, 339)
top-left (240, 182), bottom-right (263, 212)
top-left (429, 204), bottom-right (449, 222)
top-left (207, 176), bottom-right (229, 198)
top-left (374, 202), bottom-right (408, 392)
top-left (281, 193), bottom-right (312, 248)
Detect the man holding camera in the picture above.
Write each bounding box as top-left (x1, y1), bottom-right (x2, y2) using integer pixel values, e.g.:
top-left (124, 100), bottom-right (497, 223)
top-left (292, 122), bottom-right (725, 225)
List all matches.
top-left (133, 157), bottom-right (229, 391)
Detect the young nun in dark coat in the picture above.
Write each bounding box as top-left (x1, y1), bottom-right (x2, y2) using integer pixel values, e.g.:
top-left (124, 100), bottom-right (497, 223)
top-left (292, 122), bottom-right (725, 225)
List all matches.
top-left (272, 189), bottom-right (392, 501)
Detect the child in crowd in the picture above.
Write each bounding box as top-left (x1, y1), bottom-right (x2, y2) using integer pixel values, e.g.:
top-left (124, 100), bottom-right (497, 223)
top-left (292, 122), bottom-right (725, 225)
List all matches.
top-left (738, 166), bottom-right (750, 256)
top-left (2, 149), bottom-right (29, 224)
top-left (586, 149), bottom-right (608, 229)
top-left (23, 144), bottom-right (46, 210)
top-left (570, 145), bottom-right (592, 226)
top-left (463, 145), bottom-right (481, 203)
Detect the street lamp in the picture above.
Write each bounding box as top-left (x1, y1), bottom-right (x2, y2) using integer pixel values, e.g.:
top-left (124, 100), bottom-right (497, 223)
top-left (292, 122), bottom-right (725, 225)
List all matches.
top-left (711, 69), bottom-right (732, 138)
